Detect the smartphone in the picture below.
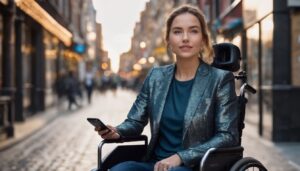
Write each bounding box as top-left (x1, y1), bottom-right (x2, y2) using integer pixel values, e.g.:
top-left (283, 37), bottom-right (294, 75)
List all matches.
top-left (87, 118), bottom-right (110, 131)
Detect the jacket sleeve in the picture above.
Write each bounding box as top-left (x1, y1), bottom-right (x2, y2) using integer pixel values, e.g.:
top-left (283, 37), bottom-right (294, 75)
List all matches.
top-left (177, 71), bottom-right (239, 167)
top-left (116, 68), bottom-right (154, 137)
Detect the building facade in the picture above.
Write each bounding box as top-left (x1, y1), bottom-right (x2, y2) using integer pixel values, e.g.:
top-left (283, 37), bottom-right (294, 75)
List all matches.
top-left (200, 0), bottom-right (300, 141)
top-left (0, 0), bottom-right (98, 138)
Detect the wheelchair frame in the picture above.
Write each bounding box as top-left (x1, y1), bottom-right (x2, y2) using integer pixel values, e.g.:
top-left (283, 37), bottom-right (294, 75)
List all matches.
top-left (91, 43), bottom-right (268, 171)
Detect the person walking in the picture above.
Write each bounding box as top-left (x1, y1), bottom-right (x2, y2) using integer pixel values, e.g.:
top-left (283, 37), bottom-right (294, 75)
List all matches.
top-left (65, 70), bottom-right (81, 110)
top-left (84, 68), bottom-right (95, 104)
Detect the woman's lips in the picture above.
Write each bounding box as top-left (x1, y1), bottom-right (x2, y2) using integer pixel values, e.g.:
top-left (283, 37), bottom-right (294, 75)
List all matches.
top-left (179, 45), bottom-right (192, 51)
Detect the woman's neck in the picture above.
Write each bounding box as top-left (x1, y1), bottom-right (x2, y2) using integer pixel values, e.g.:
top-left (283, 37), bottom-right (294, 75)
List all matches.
top-left (175, 57), bottom-right (200, 81)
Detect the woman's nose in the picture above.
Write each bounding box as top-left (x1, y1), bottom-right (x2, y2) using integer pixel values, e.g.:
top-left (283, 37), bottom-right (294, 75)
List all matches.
top-left (182, 32), bottom-right (189, 42)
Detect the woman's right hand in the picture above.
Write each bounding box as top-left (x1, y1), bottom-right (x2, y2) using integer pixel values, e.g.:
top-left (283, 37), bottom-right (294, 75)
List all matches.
top-left (95, 125), bottom-right (120, 140)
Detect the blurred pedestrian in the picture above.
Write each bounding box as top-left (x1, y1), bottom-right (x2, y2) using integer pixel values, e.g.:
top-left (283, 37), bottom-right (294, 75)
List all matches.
top-left (55, 71), bottom-right (67, 99)
top-left (65, 70), bottom-right (81, 110)
top-left (84, 68), bottom-right (95, 104)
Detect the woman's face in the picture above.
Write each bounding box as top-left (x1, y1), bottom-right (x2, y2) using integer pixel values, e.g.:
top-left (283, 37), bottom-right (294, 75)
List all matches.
top-left (168, 13), bottom-right (203, 60)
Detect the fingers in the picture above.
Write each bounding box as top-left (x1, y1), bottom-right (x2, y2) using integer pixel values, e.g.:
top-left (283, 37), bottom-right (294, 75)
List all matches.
top-left (154, 161), bottom-right (171, 171)
top-left (107, 125), bottom-right (117, 131)
top-left (95, 125), bottom-right (120, 140)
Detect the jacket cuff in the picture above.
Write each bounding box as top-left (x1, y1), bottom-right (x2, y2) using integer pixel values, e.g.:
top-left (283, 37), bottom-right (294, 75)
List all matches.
top-left (177, 151), bottom-right (197, 168)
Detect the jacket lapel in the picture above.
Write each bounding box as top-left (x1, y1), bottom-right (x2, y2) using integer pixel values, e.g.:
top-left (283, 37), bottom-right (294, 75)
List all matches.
top-left (183, 62), bottom-right (211, 137)
top-left (154, 64), bottom-right (175, 126)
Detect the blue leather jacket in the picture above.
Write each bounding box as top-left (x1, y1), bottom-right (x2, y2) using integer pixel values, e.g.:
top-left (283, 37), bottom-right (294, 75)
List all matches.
top-left (116, 62), bottom-right (239, 168)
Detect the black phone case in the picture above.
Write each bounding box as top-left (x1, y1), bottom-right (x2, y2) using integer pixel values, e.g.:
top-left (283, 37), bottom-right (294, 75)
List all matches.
top-left (87, 118), bottom-right (109, 130)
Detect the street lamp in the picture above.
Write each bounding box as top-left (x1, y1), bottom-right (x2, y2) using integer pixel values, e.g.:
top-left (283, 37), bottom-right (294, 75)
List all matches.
top-left (139, 41), bottom-right (146, 49)
top-left (139, 41), bottom-right (146, 58)
top-left (148, 56), bottom-right (155, 64)
top-left (138, 58), bottom-right (147, 65)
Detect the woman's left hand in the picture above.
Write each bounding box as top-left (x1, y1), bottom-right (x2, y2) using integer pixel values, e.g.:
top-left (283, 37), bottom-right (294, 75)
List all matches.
top-left (154, 154), bottom-right (182, 171)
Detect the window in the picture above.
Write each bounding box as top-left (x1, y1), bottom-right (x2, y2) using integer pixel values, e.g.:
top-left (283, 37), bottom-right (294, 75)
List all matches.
top-left (261, 14), bottom-right (273, 87)
top-left (261, 14), bottom-right (274, 138)
top-left (246, 24), bottom-right (259, 89)
top-left (291, 11), bottom-right (300, 86)
top-left (0, 14), bottom-right (3, 88)
top-left (22, 23), bottom-right (33, 109)
top-left (44, 31), bottom-right (58, 107)
top-left (246, 24), bottom-right (259, 119)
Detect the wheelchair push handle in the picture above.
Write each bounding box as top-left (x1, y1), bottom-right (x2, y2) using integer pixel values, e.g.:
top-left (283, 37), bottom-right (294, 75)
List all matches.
top-left (235, 71), bottom-right (256, 95)
top-left (244, 84), bottom-right (256, 94)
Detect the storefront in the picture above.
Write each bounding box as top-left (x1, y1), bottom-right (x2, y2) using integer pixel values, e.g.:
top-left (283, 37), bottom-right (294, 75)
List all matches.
top-left (218, 0), bottom-right (275, 140)
top-left (214, 0), bottom-right (300, 141)
top-left (13, 0), bottom-right (72, 120)
top-left (1, 0), bottom-right (15, 137)
top-left (243, 0), bottom-right (300, 141)
top-left (244, 14), bottom-right (274, 140)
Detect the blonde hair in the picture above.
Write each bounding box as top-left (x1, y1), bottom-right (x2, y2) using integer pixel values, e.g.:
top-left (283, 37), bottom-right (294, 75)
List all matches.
top-left (165, 5), bottom-right (214, 64)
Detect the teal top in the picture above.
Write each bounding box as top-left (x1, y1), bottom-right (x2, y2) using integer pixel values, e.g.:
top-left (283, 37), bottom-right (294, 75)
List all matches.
top-left (153, 77), bottom-right (194, 161)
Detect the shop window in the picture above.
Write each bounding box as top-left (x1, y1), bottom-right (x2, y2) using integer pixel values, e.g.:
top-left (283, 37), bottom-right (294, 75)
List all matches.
top-left (291, 11), bottom-right (300, 86)
top-left (246, 23), bottom-right (259, 120)
top-left (44, 31), bottom-right (58, 107)
top-left (22, 24), bottom-right (33, 109)
top-left (261, 14), bottom-right (274, 138)
top-left (0, 14), bottom-right (3, 88)
top-left (246, 24), bottom-right (259, 89)
top-left (243, 0), bottom-right (273, 28)
top-left (261, 14), bottom-right (273, 87)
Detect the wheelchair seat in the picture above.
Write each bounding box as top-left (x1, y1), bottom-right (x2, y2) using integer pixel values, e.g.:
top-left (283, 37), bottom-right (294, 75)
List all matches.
top-left (91, 43), bottom-right (267, 171)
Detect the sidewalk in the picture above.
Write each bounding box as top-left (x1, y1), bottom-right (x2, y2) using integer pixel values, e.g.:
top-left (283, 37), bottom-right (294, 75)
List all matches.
top-left (0, 100), bottom-right (69, 151)
top-left (244, 110), bottom-right (300, 170)
top-left (243, 121), bottom-right (300, 171)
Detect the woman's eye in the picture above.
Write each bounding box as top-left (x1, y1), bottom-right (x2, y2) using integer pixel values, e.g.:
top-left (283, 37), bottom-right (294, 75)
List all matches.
top-left (173, 30), bottom-right (182, 34)
top-left (191, 30), bottom-right (199, 34)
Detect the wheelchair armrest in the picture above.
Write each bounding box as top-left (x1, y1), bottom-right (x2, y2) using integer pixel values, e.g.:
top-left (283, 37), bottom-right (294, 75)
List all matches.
top-left (102, 135), bottom-right (148, 144)
top-left (200, 146), bottom-right (244, 171)
top-left (97, 135), bottom-right (148, 170)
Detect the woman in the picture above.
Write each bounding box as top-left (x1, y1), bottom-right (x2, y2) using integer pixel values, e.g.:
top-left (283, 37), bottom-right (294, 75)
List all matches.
top-left (96, 5), bottom-right (239, 171)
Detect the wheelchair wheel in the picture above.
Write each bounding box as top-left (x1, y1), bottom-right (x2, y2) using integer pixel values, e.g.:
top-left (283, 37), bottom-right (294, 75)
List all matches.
top-left (230, 157), bottom-right (267, 171)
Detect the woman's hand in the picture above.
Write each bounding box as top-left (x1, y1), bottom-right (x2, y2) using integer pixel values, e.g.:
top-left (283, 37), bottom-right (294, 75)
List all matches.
top-left (154, 154), bottom-right (182, 171)
top-left (95, 125), bottom-right (120, 140)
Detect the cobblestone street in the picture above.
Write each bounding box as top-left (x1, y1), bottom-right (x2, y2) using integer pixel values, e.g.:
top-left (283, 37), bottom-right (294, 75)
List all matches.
top-left (0, 89), bottom-right (299, 171)
top-left (0, 90), bottom-right (143, 171)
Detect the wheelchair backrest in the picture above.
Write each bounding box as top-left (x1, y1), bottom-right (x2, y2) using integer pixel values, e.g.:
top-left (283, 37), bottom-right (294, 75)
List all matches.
top-left (212, 43), bottom-right (241, 72)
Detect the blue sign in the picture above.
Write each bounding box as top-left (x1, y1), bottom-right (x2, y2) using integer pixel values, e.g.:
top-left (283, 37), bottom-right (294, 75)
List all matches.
top-left (73, 43), bottom-right (86, 54)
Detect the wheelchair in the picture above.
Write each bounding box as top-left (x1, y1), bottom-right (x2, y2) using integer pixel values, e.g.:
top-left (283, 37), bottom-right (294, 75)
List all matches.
top-left (91, 43), bottom-right (268, 171)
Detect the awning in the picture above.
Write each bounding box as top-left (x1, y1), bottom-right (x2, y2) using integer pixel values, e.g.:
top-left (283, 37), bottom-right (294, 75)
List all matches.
top-left (15, 0), bottom-right (72, 46)
top-left (215, 18), bottom-right (243, 34)
top-left (223, 18), bottom-right (243, 30)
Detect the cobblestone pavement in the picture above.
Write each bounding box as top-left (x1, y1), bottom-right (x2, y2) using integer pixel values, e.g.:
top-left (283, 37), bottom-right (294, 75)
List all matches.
top-left (0, 89), bottom-right (299, 171)
top-left (0, 90), bottom-right (142, 171)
